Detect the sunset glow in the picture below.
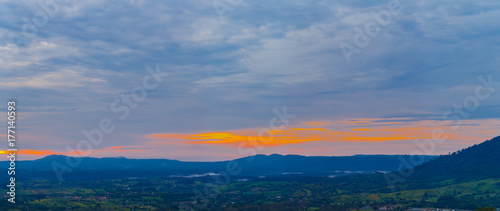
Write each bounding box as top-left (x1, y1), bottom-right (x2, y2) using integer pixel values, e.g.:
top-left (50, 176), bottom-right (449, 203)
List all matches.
top-left (147, 118), bottom-right (500, 149)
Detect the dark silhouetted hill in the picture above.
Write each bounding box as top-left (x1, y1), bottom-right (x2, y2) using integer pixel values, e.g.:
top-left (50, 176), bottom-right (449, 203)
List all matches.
top-left (407, 136), bottom-right (500, 182)
top-left (1, 154), bottom-right (436, 180)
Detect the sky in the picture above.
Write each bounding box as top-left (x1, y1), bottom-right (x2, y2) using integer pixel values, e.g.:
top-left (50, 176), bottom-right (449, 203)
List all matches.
top-left (0, 0), bottom-right (500, 161)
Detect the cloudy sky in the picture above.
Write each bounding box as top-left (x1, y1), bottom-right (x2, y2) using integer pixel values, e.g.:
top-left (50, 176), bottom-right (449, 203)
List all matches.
top-left (1, 0), bottom-right (500, 161)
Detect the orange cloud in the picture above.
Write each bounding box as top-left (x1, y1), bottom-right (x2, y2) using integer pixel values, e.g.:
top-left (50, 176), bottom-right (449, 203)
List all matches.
top-left (148, 127), bottom-right (421, 147)
top-left (292, 128), bottom-right (329, 132)
top-left (148, 123), bottom-right (428, 147)
top-left (0, 149), bottom-right (71, 155)
top-left (149, 128), bottom-right (328, 147)
top-left (340, 136), bottom-right (428, 142)
top-left (147, 118), bottom-right (500, 148)
top-left (0, 146), bottom-right (146, 157)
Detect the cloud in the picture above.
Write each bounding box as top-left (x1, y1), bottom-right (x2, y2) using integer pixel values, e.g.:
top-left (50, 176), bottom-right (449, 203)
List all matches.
top-left (103, 146), bottom-right (147, 152)
top-left (148, 117), bottom-right (500, 149)
top-left (1, 0), bottom-right (500, 160)
top-left (0, 68), bottom-right (105, 89)
top-left (0, 146), bottom-right (148, 160)
top-left (148, 128), bottom-right (327, 147)
top-left (5, 117), bottom-right (498, 161)
top-left (0, 149), bottom-right (78, 156)
top-left (303, 121), bottom-right (331, 126)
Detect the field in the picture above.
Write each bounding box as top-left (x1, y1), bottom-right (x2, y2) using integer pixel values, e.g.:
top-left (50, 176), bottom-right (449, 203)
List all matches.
top-left (2, 176), bottom-right (499, 210)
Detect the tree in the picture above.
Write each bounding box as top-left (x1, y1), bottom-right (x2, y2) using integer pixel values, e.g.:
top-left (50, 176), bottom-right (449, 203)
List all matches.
top-left (476, 207), bottom-right (496, 211)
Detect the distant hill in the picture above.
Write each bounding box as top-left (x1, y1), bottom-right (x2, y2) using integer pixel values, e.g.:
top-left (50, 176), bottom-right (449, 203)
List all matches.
top-left (8, 135), bottom-right (499, 182)
top-left (232, 154), bottom-right (436, 175)
top-left (407, 136), bottom-right (500, 182)
top-left (2, 154), bottom-right (437, 180)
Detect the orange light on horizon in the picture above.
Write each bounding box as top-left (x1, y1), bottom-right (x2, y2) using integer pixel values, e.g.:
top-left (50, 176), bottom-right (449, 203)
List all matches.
top-left (0, 146), bottom-right (146, 157)
top-left (147, 118), bottom-right (500, 148)
top-left (0, 149), bottom-right (58, 155)
top-left (340, 136), bottom-right (430, 142)
top-left (291, 128), bottom-right (329, 132)
top-left (148, 128), bottom-right (329, 147)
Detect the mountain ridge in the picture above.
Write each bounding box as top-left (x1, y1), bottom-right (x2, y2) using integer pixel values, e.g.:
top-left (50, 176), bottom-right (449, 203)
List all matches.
top-left (6, 136), bottom-right (499, 182)
top-left (405, 136), bottom-right (500, 182)
top-left (2, 154), bottom-right (438, 180)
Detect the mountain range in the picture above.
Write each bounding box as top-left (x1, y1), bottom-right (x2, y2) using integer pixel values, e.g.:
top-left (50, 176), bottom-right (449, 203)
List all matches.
top-left (4, 154), bottom-right (436, 180)
top-left (4, 136), bottom-right (500, 183)
top-left (407, 136), bottom-right (500, 182)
